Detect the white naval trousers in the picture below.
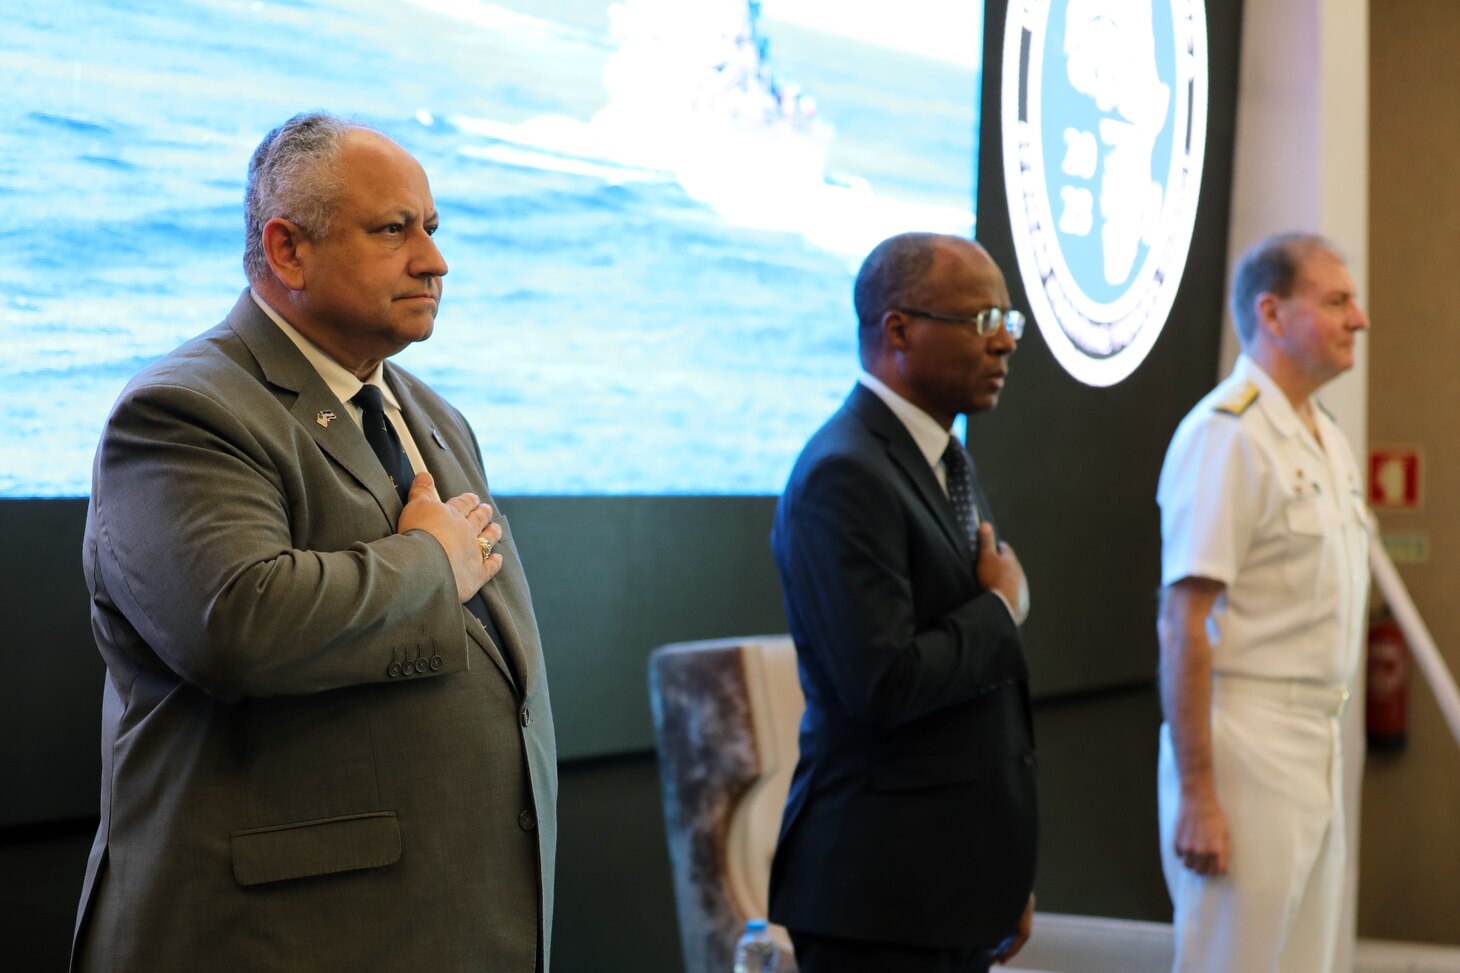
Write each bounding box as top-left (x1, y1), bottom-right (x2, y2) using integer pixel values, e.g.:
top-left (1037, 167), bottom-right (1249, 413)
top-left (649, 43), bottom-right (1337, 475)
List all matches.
top-left (1158, 685), bottom-right (1345, 973)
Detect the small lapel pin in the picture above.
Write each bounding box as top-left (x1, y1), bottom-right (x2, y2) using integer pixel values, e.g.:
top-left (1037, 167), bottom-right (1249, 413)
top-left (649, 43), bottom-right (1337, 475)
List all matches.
top-left (316, 409), bottom-right (337, 428)
top-left (432, 428), bottom-right (446, 449)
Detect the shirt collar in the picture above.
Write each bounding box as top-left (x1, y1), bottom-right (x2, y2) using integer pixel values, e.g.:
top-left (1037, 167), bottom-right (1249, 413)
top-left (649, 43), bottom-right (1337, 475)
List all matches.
top-left (249, 289), bottom-right (396, 409)
top-left (858, 370), bottom-right (953, 471)
top-left (1233, 353), bottom-right (1322, 441)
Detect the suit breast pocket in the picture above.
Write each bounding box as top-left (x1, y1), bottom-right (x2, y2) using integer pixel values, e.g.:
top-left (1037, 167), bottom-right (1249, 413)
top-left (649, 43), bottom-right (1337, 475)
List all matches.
top-left (1281, 496), bottom-right (1342, 599)
top-left (1284, 497), bottom-right (1326, 537)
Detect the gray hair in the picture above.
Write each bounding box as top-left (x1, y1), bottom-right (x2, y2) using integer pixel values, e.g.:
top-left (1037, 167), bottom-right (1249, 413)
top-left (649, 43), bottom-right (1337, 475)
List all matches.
top-left (1229, 232), bottom-right (1337, 346)
top-left (243, 112), bottom-right (369, 283)
top-left (854, 232), bottom-right (944, 359)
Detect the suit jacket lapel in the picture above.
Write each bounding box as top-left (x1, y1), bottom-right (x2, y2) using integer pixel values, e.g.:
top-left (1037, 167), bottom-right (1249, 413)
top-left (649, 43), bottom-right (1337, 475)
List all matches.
top-left (224, 291), bottom-right (403, 525)
top-left (387, 366), bottom-right (526, 691)
top-left (224, 290), bottom-right (523, 689)
top-left (844, 385), bottom-right (973, 570)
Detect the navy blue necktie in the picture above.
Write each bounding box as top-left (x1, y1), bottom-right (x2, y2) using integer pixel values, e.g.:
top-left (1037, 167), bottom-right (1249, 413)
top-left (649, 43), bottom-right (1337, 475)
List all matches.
top-left (352, 385), bottom-right (510, 667)
top-left (943, 437), bottom-right (982, 551)
top-left (352, 384), bottom-right (411, 505)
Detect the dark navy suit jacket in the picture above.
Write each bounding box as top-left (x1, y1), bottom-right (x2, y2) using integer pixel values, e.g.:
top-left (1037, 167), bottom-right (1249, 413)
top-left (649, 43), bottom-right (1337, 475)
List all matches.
top-left (768, 383), bottom-right (1037, 950)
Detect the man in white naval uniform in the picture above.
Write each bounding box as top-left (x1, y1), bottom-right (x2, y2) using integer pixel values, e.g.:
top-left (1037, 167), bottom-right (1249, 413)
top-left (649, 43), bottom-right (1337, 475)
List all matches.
top-left (1156, 233), bottom-right (1371, 972)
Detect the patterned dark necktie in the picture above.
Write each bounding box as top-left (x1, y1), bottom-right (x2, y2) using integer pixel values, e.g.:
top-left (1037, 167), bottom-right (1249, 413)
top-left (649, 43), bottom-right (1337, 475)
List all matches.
top-left (352, 384), bottom-right (411, 505)
top-left (942, 437), bottom-right (981, 549)
top-left (352, 385), bottom-right (510, 662)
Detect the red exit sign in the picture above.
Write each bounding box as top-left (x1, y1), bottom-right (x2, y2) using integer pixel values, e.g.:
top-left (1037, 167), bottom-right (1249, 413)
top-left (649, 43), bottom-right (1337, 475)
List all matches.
top-left (1369, 447), bottom-right (1423, 510)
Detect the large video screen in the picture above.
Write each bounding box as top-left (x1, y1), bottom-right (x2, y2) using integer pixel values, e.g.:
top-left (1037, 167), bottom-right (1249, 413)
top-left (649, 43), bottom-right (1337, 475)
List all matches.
top-left (1, 0), bottom-right (982, 497)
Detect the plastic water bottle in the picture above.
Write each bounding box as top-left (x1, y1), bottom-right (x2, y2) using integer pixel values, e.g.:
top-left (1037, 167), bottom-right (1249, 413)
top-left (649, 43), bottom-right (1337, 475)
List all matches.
top-left (732, 918), bottom-right (778, 973)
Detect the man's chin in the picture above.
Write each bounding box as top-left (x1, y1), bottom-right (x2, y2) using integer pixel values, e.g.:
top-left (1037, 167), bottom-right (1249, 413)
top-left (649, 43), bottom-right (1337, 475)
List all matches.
top-left (394, 314), bottom-right (436, 345)
top-left (1327, 351), bottom-right (1355, 378)
top-left (968, 391), bottom-right (1002, 414)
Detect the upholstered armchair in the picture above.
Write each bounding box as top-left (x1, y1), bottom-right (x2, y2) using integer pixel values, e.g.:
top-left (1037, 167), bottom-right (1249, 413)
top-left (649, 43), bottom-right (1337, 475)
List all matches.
top-left (648, 636), bottom-right (803, 973)
top-left (649, 636), bottom-right (1129, 973)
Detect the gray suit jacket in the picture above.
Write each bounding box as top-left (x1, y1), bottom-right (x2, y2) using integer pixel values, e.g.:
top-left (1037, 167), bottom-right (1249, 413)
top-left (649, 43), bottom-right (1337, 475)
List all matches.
top-left (73, 291), bottom-right (556, 971)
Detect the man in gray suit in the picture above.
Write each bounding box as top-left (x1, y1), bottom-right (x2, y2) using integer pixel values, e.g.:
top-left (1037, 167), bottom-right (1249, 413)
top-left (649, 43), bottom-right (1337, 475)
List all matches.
top-left (73, 112), bottom-right (556, 971)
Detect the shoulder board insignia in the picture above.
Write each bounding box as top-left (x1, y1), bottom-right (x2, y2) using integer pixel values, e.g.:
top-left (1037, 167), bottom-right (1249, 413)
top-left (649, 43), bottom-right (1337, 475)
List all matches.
top-left (1214, 382), bottom-right (1259, 417)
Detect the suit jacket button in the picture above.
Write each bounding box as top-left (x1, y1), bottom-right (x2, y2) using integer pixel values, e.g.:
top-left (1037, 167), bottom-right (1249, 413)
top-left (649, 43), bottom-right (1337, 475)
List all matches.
top-left (414, 658), bottom-right (429, 674)
top-left (519, 705), bottom-right (531, 727)
top-left (518, 810), bottom-right (536, 832)
top-left (429, 655), bottom-right (443, 671)
top-left (387, 662), bottom-right (402, 678)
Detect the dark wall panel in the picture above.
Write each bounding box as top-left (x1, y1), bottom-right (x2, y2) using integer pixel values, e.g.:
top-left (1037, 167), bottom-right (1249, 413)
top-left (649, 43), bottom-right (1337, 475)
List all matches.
top-left (972, 0), bottom-right (1246, 698)
top-left (0, 494), bottom-right (790, 825)
top-left (1031, 686), bottom-right (1169, 920)
top-left (1, 499), bottom-right (102, 828)
top-left (0, 687), bottom-right (1173, 973)
top-left (0, 753), bottom-right (687, 973)
top-left (506, 495), bottom-right (788, 759)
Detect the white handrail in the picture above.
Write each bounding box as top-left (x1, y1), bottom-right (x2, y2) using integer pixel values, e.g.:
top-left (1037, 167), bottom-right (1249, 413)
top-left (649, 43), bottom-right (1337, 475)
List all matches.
top-left (1368, 520), bottom-right (1460, 749)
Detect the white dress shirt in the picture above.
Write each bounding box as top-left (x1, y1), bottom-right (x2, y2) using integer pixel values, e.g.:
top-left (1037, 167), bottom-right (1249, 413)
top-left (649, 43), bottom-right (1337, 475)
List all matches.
top-left (250, 290), bottom-right (428, 479)
top-left (859, 371), bottom-right (1016, 622)
top-left (859, 370), bottom-right (960, 496)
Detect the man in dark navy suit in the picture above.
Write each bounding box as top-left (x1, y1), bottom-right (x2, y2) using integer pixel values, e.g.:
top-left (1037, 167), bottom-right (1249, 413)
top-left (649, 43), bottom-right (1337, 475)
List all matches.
top-left (769, 232), bottom-right (1036, 973)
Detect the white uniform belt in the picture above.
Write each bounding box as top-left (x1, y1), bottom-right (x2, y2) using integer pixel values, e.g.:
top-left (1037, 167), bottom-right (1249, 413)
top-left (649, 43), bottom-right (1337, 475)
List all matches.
top-left (1213, 673), bottom-right (1351, 717)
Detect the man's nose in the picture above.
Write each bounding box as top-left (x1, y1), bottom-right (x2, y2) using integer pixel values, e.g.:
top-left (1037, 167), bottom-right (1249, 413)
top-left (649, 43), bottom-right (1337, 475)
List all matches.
top-left (413, 230), bottom-right (448, 279)
top-left (988, 324), bottom-right (1018, 354)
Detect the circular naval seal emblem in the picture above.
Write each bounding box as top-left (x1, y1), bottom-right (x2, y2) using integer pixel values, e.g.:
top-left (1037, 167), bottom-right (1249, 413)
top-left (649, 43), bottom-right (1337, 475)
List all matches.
top-left (1001, 0), bottom-right (1208, 387)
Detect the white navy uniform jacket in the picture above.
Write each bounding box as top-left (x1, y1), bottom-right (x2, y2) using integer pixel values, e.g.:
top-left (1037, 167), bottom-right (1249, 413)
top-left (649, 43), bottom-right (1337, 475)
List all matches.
top-left (1157, 354), bottom-right (1370, 687)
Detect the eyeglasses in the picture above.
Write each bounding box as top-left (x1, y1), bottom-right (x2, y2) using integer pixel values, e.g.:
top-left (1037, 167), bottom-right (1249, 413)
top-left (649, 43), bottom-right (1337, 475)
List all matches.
top-left (892, 306), bottom-right (1026, 339)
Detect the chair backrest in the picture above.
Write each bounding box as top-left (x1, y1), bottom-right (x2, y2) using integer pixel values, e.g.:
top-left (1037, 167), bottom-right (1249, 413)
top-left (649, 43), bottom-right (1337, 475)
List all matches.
top-left (725, 638), bottom-right (804, 921)
top-left (648, 636), bottom-right (804, 973)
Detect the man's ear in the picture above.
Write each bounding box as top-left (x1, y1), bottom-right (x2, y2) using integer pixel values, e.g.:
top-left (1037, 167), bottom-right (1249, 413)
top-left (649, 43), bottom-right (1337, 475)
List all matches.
top-left (882, 309), bottom-right (912, 352)
top-left (1255, 291), bottom-right (1284, 339)
top-left (261, 218), bottom-right (308, 292)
